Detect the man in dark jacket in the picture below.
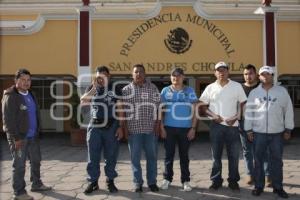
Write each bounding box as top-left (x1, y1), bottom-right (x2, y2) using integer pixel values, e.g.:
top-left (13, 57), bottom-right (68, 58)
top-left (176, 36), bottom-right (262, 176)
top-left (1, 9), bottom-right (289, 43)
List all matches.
top-left (2, 69), bottom-right (51, 200)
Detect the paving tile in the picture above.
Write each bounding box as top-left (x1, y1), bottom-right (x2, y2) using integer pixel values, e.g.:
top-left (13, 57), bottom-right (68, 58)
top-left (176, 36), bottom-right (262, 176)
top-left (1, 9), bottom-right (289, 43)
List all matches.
top-left (1, 135), bottom-right (300, 199)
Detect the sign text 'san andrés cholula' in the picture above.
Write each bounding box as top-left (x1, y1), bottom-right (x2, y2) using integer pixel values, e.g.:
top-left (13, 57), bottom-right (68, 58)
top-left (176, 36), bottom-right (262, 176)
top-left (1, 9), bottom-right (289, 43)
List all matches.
top-left (108, 61), bottom-right (245, 73)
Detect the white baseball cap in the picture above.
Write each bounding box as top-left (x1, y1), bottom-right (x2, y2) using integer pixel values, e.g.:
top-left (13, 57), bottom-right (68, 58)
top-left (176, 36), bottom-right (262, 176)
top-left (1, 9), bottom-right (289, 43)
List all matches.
top-left (215, 61), bottom-right (228, 70)
top-left (259, 66), bottom-right (274, 75)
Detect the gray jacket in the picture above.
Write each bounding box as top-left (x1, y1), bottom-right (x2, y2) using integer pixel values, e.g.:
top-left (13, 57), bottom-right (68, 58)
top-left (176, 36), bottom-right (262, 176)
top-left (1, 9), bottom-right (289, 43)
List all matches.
top-left (244, 84), bottom-right (294, 134)
top-left (2, 86), bottom-right (40, 141)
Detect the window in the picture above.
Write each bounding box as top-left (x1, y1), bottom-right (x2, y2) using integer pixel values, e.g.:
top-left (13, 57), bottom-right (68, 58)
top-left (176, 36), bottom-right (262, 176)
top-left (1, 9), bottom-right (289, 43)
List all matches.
top-left (279, 78), bottom-right (300, 108)
top-left (31, 80), bottom-right (56, 110)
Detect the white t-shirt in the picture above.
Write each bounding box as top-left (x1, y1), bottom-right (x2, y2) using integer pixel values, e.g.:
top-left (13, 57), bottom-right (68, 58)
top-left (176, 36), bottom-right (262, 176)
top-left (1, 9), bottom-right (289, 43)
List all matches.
top-left (199, 79), bottom-right (247, 127)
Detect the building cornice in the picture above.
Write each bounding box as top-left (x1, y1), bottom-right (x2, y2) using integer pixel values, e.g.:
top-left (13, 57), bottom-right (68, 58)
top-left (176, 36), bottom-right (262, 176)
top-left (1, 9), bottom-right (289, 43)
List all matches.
top-left (193, 0), bottom-right (300, 21)
top-left (1, 1), bottom-right (300, 20)
top-left (90, 2), bottom-right (162, 20)
top-left (1, 0), bottom-right (300, 35)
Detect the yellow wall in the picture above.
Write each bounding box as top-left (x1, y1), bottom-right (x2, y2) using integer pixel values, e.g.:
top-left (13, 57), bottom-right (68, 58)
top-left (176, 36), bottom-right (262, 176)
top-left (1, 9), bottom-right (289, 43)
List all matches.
top-left (277, 21), bottom-right (300, 75)
top-left (0, 15), bottom-right (39, 20)
top-left (0, 20), bottom-right (77, 75)
top-left (93, 7), bottom-right (263, 75)
top-left (1, 7), bottom-right (299, 77)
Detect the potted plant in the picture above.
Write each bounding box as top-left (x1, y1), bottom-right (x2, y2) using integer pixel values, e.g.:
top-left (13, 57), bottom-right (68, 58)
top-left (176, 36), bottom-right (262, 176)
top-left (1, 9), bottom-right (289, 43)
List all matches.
top-left (69, 84), bottom-right (86, 146)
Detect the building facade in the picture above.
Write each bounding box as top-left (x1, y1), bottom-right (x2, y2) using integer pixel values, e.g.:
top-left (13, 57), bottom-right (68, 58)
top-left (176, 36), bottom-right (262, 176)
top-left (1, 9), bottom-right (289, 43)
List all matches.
top-left (1, 0), bottom-right (300, 132)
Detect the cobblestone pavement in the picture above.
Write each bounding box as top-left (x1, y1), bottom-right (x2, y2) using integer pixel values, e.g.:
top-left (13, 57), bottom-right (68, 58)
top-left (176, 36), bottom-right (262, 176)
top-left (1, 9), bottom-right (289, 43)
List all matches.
top-left (1, 133), bottom-right (300, 200)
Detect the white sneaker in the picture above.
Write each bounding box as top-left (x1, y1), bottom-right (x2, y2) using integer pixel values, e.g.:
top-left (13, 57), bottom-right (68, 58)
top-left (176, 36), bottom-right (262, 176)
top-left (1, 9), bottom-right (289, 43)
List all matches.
top-left (160, 179), bottom-right (170, 190)
top-left (183, 182), bottom-right (192, 192)
top-left (13, 193), bottom-right (34, 200)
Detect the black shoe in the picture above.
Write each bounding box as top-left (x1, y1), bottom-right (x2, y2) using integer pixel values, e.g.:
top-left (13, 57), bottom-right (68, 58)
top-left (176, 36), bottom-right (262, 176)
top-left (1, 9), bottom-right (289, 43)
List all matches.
top-left (149, 184), bottom-right (159, 192)
top-left (135, 185), bottom-right (143, 193)
top-left (228, 182), bottom-right (240, 191)
top-left (273, 189), bottom-right (289, 199)
top-left (252, 188), bottom-right (263, 196)
top-left (209, 182), bottom-right (222, 190)
top-left (84, 182), bottom-right (99, 194)
top-left (106, 179), bottom-right (118, 193)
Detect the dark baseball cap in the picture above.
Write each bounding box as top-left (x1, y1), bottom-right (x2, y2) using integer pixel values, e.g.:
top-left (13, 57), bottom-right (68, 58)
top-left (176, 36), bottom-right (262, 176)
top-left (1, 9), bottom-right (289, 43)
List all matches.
top-left (171, 67), bottom-right (184, 76)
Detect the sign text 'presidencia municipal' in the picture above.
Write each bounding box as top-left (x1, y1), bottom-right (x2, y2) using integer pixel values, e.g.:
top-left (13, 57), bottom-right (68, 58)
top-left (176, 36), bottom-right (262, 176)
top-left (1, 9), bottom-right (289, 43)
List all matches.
top-left (120, 13), bottom-right (235, 58)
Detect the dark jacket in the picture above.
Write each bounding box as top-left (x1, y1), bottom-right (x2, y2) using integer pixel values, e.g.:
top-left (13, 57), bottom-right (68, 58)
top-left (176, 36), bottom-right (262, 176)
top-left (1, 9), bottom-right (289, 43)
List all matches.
top-left (2, 86), bottom-right (40, 141)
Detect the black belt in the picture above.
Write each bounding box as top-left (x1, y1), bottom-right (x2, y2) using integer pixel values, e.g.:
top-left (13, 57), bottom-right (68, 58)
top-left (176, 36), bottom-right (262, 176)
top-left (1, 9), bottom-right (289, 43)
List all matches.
top-left (92, 118), bottom-right (115, 129)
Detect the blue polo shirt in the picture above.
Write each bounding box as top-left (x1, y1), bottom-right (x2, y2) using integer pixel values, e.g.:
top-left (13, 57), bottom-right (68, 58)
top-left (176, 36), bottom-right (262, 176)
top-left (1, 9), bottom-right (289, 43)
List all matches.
top-left (20, 92), bottom-right (37, 138)
top-left (161, 86), bottom-right (198, 128)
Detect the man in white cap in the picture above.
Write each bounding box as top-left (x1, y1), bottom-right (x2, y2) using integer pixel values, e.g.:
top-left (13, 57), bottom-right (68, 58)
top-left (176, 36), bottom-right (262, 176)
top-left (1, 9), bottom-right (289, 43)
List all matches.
top-left (239, 64), bottom-right (271, 186)
top-left (244, 66), bottom-right (294, 198)
top-left (199, 61), bottom-right (247, 191)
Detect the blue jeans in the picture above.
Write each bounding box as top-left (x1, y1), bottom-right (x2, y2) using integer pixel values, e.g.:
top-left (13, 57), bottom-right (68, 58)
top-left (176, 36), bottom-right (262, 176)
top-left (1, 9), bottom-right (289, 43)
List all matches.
top-left (240, 130), bottom-right (270, 176)
top-left (8, 138), bottom-right (43, 196)
top-left (253, 132), bottom-right (284, 190)
top-left (128, 133), bottom-right (158, 187)
top-left (86, 121), bottom-right (119, 182)
top-left (210, 122), bottom-right (241, 184)
top-left (163, 126), bottom-right (191, 184)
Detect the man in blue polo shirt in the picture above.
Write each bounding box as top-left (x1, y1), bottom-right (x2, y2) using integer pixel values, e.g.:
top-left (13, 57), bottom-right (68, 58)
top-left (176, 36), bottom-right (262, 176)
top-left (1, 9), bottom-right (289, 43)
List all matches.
top-left (160, 67), bottom-right (198, 192)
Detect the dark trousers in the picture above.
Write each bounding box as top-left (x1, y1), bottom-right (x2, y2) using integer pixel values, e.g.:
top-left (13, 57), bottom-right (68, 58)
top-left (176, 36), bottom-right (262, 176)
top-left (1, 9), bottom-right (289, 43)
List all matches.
top-left (239, 120), bottom-right (270, 177)
top-left (240, 130), bottom-right (270, 176)
top-left (8, 138), bottom-right (42, 196)
top-left (253, 132), bottom-right (284, 190)
top-left (86, 121), bottom-right (119, 182)
top-left (209, 122), bottom-right (241, 184)
top-left (163, 126), bottom-right (191, 184)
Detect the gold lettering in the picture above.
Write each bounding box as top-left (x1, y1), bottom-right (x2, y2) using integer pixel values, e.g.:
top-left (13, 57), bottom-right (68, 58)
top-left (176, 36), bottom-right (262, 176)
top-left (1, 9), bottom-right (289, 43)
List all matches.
top-left (146, 63), bottom-right (156, 72)
top-left (166, 63), bottom-right (173, 71)
top-left (147, 19), bottom-right (154, 28)
top-left (153, 16), bottom-right (162, 24)
top-left (140, 22), bottom-right (150, 32)
top-left (203, 20), bottom-right (212, 31)
top-left (120, 50), bottom-right (128, 57)
top-left (186, 14), bottom-right (197, 23)
top-left (162, 13), bottom-right (171, 23)
top-left (212, 28), bottom-right (223, 39)
top-left (174, 13), bottom-right (182, 22)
